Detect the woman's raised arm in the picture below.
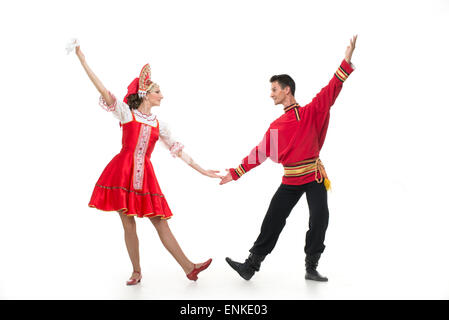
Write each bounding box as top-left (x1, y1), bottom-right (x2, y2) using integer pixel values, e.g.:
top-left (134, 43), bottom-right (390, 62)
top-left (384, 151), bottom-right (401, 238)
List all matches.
top-left (75, 46), bottom-right (115, 106)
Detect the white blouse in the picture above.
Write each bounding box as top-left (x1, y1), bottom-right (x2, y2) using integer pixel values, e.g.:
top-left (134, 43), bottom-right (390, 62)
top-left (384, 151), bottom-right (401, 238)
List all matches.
top-left (99, 92), bottom-right (193, 165)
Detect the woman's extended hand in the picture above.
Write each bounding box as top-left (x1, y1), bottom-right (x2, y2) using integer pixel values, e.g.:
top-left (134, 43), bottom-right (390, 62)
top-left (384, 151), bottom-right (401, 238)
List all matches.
top-left (203, 170), bottom-right (223, 179)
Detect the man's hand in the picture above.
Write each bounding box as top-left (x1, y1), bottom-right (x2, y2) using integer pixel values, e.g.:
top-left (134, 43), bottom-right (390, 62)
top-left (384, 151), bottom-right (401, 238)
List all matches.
top-left (219, 169), bottom-right (233, 185)
top-left (345, 35), bottom-right (357, 64)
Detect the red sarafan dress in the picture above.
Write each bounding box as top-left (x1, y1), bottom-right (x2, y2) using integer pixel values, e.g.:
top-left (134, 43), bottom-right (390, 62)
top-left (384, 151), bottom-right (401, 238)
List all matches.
top-left (88, 93), bottom-right (188, 218)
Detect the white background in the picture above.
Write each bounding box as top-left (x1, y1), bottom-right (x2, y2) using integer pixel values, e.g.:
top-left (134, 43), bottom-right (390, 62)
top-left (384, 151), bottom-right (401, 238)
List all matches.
top-left (0, 0), bottom-right (448, 300)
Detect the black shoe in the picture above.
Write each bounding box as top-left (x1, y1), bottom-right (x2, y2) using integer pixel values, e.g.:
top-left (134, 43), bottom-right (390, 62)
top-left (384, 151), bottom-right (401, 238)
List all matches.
top-left (305, 253), bottom-right (328, 282)
top-left (305, 269), bottom-right (328, 282)
top-left (225, 253), bottom-right (265, 281)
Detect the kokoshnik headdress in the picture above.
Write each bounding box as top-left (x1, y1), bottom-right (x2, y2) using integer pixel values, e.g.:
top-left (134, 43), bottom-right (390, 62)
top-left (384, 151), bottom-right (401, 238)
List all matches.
top-left (123, 64), bottom-right (158, 104)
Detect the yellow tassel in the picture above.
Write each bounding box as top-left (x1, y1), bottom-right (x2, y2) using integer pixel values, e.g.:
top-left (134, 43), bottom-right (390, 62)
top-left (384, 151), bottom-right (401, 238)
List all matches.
top-left (324, 178), bottom-right (331, 191)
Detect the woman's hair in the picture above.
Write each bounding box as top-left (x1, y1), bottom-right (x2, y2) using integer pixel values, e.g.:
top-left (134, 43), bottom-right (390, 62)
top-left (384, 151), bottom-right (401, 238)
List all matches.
top-left (127, 93), bottom-right (143, 110)
top-left (126, 84), bottom-right (160, 110)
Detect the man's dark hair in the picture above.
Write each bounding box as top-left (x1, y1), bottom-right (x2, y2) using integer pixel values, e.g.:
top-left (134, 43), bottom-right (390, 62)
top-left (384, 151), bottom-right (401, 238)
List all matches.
top-left (270, 74), bottom-right (296, 96)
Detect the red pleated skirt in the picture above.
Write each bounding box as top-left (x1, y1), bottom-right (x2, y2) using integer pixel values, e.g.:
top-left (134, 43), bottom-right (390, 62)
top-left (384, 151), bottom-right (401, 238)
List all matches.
top-left (88, 151), bottom-right (173, 219)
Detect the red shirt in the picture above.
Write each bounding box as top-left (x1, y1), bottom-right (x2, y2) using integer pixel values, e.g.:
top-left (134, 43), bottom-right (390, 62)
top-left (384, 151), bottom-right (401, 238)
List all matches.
top-left (230, 59), bottom-right (354, 185)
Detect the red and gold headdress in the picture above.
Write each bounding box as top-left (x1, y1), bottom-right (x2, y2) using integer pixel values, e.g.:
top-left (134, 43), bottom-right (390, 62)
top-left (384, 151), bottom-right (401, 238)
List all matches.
top-left (123, 63), bottom-right (158, 104)
top-left (138, 63), bottom-right (153, 97)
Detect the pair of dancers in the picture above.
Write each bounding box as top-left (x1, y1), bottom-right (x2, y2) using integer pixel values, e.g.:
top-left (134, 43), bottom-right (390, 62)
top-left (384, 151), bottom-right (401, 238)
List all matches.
top-left (71, 35), bottom-right (356, 285)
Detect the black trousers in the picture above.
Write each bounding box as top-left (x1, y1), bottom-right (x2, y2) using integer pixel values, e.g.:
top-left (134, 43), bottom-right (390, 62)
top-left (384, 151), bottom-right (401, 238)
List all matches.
top-left (249, 181), bottom-right (329, 257)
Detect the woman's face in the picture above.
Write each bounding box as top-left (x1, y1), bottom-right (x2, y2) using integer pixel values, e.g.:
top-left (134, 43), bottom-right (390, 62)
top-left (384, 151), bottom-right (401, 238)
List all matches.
top-left (145, 85), bottom-right (163, 106)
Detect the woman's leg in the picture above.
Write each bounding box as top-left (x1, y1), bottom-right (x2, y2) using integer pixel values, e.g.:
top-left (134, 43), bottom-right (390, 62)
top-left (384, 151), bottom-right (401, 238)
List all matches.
top-left (118, 211), bottom-right (141, 279)
top-left (149, 217), bottom-right (202, 274)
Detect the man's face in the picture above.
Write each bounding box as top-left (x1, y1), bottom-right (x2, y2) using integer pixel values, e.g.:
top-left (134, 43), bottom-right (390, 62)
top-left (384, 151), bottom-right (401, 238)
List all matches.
top-left (270, 81), bottom-right (288, 105)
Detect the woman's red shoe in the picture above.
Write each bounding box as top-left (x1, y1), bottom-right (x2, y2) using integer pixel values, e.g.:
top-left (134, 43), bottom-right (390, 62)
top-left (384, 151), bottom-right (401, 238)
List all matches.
top-left (126, 270), bottom-right (142, 286)
top-left (186, 258), bottom-right (212, 281)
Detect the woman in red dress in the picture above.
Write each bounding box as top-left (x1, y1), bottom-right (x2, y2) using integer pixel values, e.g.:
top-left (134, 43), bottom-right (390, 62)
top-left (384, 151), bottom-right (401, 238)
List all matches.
top-left (72, 42), bottom-right (217, 285)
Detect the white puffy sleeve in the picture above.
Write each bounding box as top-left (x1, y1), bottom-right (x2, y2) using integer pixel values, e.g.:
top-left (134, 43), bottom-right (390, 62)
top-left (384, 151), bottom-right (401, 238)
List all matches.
top-left (99, 91), bottom-right (133, 124)
top-left (159, 121), bottom-right (193, 165)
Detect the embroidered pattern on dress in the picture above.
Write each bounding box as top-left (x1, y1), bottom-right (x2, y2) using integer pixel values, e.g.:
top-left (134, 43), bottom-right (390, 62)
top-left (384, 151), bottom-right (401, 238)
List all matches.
top-left (133, 124), bottom-right (152, 190)
top-left (95, 184), bottom-right (164, 197)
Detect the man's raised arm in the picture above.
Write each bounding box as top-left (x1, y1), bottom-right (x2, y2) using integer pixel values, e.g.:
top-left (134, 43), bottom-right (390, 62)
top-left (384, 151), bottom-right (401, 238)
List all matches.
top-left (306, 35), bottom-right (357, 114)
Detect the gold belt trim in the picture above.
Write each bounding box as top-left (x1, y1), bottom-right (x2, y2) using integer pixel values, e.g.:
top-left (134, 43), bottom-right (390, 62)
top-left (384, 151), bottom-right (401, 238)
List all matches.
top-left (283, 158), bottom-right (331, 190)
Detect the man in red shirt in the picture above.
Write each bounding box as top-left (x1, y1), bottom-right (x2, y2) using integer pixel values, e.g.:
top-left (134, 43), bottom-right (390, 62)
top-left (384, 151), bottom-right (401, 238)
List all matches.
top-left (220, 35), bottom-right (357, 282)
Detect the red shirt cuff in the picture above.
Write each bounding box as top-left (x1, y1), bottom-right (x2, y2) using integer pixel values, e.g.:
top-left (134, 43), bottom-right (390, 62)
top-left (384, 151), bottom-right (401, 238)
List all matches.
top-left (334, 59), bottom-right (354, 82)
top-left (340, 59), bottom-right (354, 75)
top-left (229, 168), bottom-right (240, 180)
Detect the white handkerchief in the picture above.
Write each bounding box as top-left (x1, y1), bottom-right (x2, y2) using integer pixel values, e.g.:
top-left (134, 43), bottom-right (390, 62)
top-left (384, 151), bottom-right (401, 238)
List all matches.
top-left (65, 38), bottom-right (80, 55)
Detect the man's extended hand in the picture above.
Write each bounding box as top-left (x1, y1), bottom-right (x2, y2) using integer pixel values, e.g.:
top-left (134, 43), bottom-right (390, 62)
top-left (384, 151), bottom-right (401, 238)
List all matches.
top-left (345, 35), bottom-right (357, 64)
top-left (219, 169), bottom-right (233, 185)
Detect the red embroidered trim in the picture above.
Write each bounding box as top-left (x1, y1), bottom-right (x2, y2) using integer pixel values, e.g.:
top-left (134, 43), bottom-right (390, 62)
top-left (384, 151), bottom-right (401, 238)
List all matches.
top-left (169, 142), bottom-right (184, 158)
top-left (134, 109), bottom-right (157, 121)
top-left (99, 91), bottom-right (117, 112)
